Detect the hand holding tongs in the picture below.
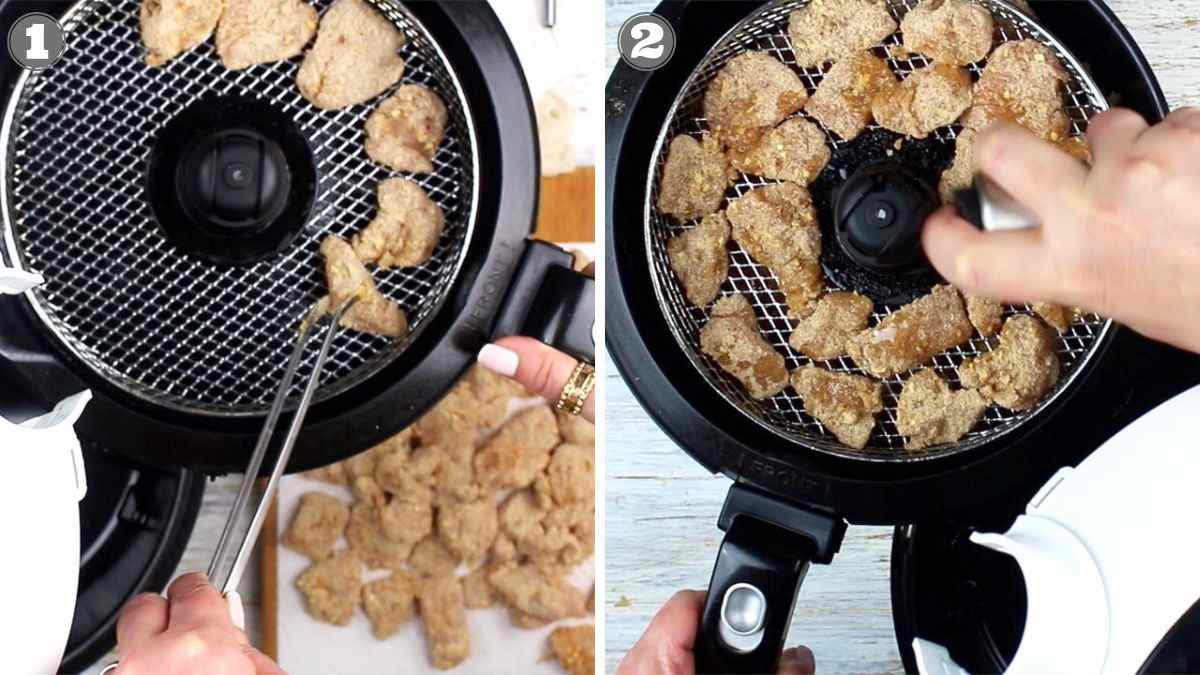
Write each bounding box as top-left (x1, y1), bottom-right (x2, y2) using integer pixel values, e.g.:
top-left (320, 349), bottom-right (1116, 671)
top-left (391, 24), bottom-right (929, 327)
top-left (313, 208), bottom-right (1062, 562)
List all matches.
top-left (100, 298), bottom-right (355, 674)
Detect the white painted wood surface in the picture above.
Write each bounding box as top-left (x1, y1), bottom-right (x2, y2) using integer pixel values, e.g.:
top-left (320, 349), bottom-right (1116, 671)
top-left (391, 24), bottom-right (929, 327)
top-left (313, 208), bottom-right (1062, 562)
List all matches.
top-left (603, 1), bottom-right (1200, 673)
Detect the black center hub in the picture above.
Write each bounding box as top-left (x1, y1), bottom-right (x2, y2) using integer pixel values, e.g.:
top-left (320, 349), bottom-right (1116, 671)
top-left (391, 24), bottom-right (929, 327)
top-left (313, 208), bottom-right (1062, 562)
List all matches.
top-left (146, 96), bottom-right (317, 266)
top-left (834, 161), bottom-right (938, 273)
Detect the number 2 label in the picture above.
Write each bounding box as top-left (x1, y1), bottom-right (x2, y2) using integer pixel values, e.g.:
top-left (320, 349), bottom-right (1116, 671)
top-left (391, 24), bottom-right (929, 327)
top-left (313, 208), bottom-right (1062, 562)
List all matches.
top-left (629, 21), bottom-right (665, 61)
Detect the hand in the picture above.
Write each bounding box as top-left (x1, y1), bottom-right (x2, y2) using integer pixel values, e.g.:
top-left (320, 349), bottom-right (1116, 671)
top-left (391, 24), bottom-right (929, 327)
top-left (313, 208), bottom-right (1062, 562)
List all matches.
top-left (922, 108), bottom-right (1200, 354)
top-left (615, 590), bottom-right (815, 675)
top-left (114, 573), bottom-right (283, 675)
top-left (477, 262), bottom-right (596, 423)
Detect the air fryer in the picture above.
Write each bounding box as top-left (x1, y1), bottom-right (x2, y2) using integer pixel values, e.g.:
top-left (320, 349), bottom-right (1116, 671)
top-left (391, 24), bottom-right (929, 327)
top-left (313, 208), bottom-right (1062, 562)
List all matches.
top-left (605, 0), bottom-right (1200, 671)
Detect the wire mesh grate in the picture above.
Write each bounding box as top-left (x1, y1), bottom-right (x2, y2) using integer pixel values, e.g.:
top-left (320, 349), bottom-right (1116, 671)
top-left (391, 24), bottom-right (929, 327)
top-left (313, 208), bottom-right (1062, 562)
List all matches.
top-left (644, 0), bottom-right (1111, 461)
top-left (0, 0), bottom-right (478, 416)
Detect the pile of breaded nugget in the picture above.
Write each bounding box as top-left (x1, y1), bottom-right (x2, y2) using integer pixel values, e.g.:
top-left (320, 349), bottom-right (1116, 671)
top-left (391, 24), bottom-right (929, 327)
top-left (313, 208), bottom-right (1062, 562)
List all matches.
top-left (659, 0), bottom-right (1093, 451)
top-left (284, 366), bottom-right (595, 673)
top-left (141, 0), bottom-right (455, 339)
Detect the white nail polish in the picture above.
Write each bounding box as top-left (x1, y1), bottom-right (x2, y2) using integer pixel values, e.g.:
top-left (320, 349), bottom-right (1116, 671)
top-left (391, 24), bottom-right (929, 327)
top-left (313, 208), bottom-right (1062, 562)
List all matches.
top-left (226, 590), bottom-right (246, 630)
top-left (477, 343), bottom-right (519, 377)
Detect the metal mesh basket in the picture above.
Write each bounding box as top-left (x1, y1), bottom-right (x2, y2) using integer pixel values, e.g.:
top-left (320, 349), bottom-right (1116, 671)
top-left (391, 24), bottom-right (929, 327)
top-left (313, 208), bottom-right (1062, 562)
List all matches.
top-left (645, 0), bottom-right (1111, 462)
top-left (0, 0), bottom-right (478, 417)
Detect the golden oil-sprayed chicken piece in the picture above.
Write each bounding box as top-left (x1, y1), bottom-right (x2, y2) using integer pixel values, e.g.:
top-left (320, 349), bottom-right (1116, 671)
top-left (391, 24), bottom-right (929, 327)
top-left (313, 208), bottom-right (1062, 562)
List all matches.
top-left (792, 366), bottom-right (883, 449)
top-left (352, 178), bottom-right (445, 269)
top-left (939, 127), bottom-right (979, 203)
top-left (964, 293), bottom-right (1004, 337)
top-left (319, 235), bottom-right (409, 337)
top-left (362, 570), bottom-right (417, 639)
top-left (787, 0), bottom-right (898, 68)
top-left (657, 134), bottom-right (731, 221)
top-left (365, 85), bottom-right (448, 174)
top-left (959, 314), bottom-right (1061, 410)
top-left (702, 52), bottom-right (809, 153)
top-left (699, 294), bottom-right (790, 400)
top-left (139, 0), bottom-right (223, 67)
top-left (901, 0), bottom-right (995, 66)
top-left (296, 0), bottom-right (405, 110)
top-left (550, 625), bottom-right (596, 675)
top-left (215, 0), bottom-right (317, 70)
top-left (848, 285), bottom-right (973, 378)
top-left (729, 118), bottom-right (832, 185)
top-left (667, 212), bottom-right (730, 308)
top-left (296, 549), bottom-right (362, 625)
top-left (804, 51), bottom-right (896, 141)
top-left (1033, 302), bottom-right (1082, 334)
top-left (789, 291), bottom-right (874, 361)
top-left (897, 369), bottom-right (989, 450)
top-left (873, 64), bottom-right (973, 139)
top-left (726, 183), bottom-right (824, 318)
top-left (418, 575), bottom-right (470, 669)
top-left (962, 40), bottom-right (1069, 141)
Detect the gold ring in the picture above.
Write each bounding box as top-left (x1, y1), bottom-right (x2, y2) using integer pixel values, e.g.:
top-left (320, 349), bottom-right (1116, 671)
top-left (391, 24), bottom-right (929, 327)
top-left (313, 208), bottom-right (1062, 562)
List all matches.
top-left (554, 360), bottom-right (595, 416)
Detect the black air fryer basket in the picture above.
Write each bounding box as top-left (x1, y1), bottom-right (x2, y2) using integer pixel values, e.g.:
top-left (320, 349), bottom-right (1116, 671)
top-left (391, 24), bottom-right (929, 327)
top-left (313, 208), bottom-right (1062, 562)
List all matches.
top-left (606, 1), bottom-right (1199, 671)
top-left (0, 0), bottom-right (594, 476)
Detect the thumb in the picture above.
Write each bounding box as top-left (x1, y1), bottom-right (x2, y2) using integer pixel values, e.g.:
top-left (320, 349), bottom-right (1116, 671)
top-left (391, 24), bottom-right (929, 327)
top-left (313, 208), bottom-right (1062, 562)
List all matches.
top-left (922, 206), bottom-right (1059, 305)
top-left (778, 646), bottom-right (816, 675)
top-left (477, 337), bottom-right (595, 422)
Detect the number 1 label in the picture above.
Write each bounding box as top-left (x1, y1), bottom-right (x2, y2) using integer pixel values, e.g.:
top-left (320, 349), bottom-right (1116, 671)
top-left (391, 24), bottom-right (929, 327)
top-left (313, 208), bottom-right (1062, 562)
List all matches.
top-left (25, 22), bottom-right (48, 60)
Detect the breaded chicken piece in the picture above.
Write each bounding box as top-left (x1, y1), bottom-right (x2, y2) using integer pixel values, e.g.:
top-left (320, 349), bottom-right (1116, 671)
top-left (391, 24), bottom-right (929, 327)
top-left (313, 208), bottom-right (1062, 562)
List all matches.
top-left (488, 562), bottom-right (588, 622)
top-left (789, 291), bottom-right (874, 360)
top-left (703, 52), bottom-right (809, 152)
top-left (939, 127), bottom-right (979, 203)
top-left (352, 178), bottom-right (445, 269)
top-left (379, 485), bottom-right (434, 546)
top-left (140, 0), bottom-right (223, 67)
top-left (474, 406), bottom-right (560, 489)
top-left (804, 52), bottom-right (895, 141)
top-left (534, 443), bottom-right (595, 507)
top-left (965, 293), bottom-right (1004, 337)
top-left (729, 118), bottom-right (831, 185)
top-left (848, 285), bottom-right (973, 377)
top-left (434, 443), bottom-right (485, 505)
top-left (699, 295), bottom-right (790, 400)
top-left (657, 134), bottom-right (730, 221)
top-left (418, 576), bottom-right (470, 670)
top-left (499, 489), bottom-right (593, 571)
top-left (215, 0), bottom-right (317, 70)
top-left (296, 549), bottom-right (362, 625)
top-left (365, 85), bottom-right (448, 173)
top-left (343, 433), bottom-right (406, 479)
top-left (792, 366), bottom-right (883, 449)
top-left (303, 461), bottom-right (349, 485)
top-left (409, 537), bottom-right (460, 577)
top-left (962, 40), bottom-right (1069, 141)
top-left (901, 0), bottom-right (994, 65)
top-left (897, 369), bottom-right (988, 450)
top-left (346, 502), bottom-right (412, 570)
top-left (667, 212), bottom-right (730, 307)
top-left (726, 183), bottom-right (824, 317)
top-left (787, 0), bottom-right (898, 68)
top-left (362, 570), bottom-right (417, 639)
top-left (436, 498), bottom-right (498, 565)
top-left (873, 64), bottom-right (973, 138)
top-left (414, 387), bottom-right (486, 447)
top-left (556, 411), bottom-right (595, 446)
top-left (462, 567), bottom-right (495, 609)
top-left (550, 625), bottom-right (596, 675)
top-left (959, 314), bottom-right (1060, 410)
top-left (465, 364), bottom-right (527, 407)
top-left (351, 475), bottom-right (386, 509)
top-left (282, 492), bottom-right (350, 561)
top-left (296, 0), bottom-right (405, 110)
top-left (319, 235), bottom-right (408, 337)
top-left (1033, 302), bottom-right (1080, 334)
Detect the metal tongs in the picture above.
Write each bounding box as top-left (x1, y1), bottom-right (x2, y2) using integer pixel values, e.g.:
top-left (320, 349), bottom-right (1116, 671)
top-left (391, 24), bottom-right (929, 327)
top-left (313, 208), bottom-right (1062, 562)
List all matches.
top-left (208, 297), bottom-right (357, 598)
top-left (100, 299), bottom-right (354, 673)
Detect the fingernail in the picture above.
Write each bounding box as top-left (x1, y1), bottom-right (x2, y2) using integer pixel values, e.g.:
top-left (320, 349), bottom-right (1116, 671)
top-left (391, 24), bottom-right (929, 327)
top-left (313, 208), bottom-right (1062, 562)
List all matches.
top-left (477, 343), bottom-right (519, 377)
top-left (226, 590), bottom-right (246, 630)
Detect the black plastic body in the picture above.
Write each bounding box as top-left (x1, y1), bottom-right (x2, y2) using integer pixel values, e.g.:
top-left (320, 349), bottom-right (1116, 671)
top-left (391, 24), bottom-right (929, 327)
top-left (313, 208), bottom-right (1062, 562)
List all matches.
top-left (606, 1), bottom-right (1192, 672)
top-left (834, 161), bottom-right (936, 274)
top-left (696, 485), bottom-right (846, 674)
top-left (492, 240), bottom-right (596, 363)
top-left (0, 0), bottom-right (585, 476)
top-left (146, 96), bottom-right (314, 266)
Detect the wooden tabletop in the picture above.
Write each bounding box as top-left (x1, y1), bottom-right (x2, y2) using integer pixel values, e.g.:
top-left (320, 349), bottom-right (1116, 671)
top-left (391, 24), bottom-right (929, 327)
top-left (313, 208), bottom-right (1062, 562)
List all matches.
top-left (603, 2), bottom-right (1200, 673)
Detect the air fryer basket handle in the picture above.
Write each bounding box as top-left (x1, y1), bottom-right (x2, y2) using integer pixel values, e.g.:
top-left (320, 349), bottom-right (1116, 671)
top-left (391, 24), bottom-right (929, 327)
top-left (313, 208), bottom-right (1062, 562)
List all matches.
top-left (696, 484), bottom-right (846, 674)
top-left (491, 239), bottom-right (595, 363)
